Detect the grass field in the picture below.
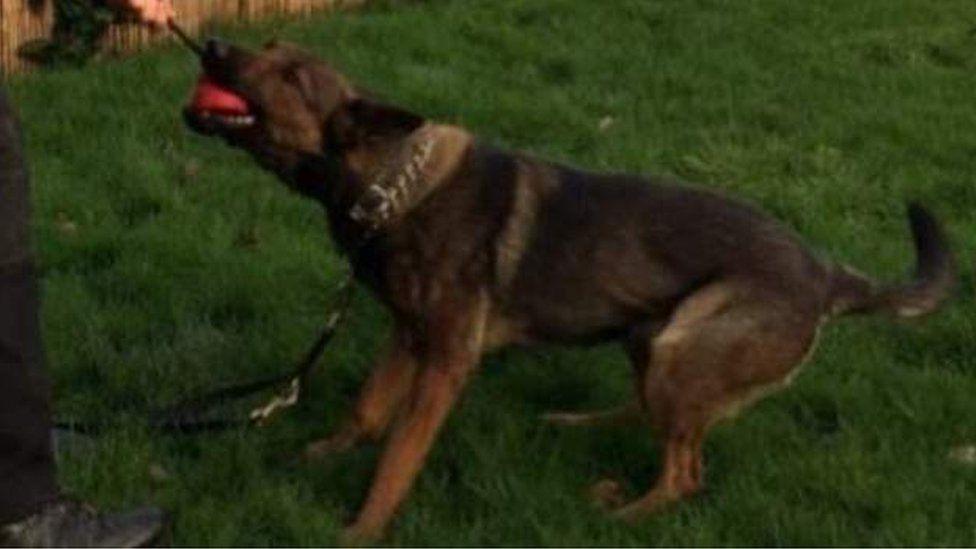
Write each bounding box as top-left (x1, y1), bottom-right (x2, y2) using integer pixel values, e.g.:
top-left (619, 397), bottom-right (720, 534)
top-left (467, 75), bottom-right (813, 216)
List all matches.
top-left (7, 0), bottom-right (976, 544)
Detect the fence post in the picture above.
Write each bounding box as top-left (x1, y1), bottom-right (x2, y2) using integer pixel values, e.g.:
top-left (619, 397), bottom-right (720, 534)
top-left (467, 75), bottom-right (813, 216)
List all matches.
top-left (1, 0), bottom-right (54, 76)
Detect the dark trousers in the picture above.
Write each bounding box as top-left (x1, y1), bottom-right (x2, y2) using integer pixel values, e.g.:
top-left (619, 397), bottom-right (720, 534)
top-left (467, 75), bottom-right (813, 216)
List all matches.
top-left (0, 87), bottom-right (58, 524)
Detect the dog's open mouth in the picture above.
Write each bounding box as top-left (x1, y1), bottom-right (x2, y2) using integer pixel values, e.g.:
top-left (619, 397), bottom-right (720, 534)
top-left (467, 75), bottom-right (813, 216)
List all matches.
top-left (185, 74), bottom-right (256, 131)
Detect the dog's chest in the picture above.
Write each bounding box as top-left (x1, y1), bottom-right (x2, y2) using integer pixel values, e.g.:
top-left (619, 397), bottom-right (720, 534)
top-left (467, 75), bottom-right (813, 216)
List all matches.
top-left (358, 188), bottom-right (508, 319)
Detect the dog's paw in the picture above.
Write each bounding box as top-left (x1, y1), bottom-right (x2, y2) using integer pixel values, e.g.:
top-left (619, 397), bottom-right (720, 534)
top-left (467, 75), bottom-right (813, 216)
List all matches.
top-left (587, 478), bottom-right (629, 510)
top-left (302, 432), bottom-right (359, 462)
top-left (610, 486), bottom-right (684, 524)
top-left (338, 523), bottom-right (383, 546)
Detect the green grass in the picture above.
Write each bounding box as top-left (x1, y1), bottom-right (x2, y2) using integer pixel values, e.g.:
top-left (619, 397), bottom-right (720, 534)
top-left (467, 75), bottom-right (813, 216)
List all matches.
top-left (7, 0), bottom-right (976, 544)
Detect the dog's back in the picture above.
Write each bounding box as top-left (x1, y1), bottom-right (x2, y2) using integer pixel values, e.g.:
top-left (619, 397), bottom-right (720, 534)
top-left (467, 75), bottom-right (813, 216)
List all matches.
top-left (398, 143), bottom-right (954, 348)
top-left (439, 147), bottom-right (830, 344)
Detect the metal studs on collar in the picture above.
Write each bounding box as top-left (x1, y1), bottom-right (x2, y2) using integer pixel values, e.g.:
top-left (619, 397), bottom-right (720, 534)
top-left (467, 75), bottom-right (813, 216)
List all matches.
top-left (349, 136), bottom-right (437, 232)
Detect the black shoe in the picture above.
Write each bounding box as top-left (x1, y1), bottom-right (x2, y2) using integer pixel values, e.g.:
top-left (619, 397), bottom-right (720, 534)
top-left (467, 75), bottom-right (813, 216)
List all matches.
top-left (0, 499), bottom-right (167, 547)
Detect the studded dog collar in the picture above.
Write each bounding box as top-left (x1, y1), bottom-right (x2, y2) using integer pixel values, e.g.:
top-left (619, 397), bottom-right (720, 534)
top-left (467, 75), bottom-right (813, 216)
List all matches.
top-left (349, 131), bottom-right (437, 233)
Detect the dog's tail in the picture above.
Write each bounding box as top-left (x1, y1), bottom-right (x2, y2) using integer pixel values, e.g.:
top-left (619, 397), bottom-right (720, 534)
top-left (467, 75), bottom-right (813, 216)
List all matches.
top-left (828, 203), bottom-right (956, 319)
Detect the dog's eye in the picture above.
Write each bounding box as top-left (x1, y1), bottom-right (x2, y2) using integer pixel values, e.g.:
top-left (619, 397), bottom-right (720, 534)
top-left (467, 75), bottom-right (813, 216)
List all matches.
top-left (283, 66), bottom-right (302, 86)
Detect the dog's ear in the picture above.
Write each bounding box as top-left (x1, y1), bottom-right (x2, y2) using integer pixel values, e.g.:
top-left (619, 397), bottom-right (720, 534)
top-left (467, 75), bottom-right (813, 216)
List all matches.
top-left (329, 98), bottom-right (425, 149)
top-left (287, 64), bottom-right (345, 117)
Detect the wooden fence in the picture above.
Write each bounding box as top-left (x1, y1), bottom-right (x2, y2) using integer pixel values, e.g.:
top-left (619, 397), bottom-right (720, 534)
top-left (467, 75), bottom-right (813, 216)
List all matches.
top-left (1, 0), bottom-right (362, 75)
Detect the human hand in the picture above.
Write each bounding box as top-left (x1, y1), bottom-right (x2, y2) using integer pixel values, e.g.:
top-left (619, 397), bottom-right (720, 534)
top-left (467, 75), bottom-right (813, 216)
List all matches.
top-left (108, 0), bottom-right (175, 28)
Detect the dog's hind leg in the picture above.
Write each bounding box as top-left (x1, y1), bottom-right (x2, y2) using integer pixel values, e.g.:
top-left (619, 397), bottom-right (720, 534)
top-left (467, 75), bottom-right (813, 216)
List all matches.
top-left (304, 330), bottom-right (418, 461)
top-left (605, 284), bottom-right (820, 523)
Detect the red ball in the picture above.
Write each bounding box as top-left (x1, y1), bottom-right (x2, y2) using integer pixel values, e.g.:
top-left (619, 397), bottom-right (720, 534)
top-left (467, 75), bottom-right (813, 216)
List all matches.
top-left (189, 75), bottom-right (250, 114)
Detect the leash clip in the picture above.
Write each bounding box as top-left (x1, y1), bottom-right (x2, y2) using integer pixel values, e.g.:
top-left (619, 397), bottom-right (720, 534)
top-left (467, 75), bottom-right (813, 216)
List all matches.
top-left (249, 377), bottom-right (301, 426)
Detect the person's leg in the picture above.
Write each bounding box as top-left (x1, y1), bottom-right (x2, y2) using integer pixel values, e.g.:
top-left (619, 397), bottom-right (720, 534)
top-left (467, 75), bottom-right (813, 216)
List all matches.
top-left (0, 86), bottom-right (59, 525)
top-left (0, 88), bottom-right (166, 547)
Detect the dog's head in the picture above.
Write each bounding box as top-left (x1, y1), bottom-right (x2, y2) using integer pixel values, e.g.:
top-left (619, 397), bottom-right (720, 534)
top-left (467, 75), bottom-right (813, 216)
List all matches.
top-left (183, 39), bottom-right (425, 180)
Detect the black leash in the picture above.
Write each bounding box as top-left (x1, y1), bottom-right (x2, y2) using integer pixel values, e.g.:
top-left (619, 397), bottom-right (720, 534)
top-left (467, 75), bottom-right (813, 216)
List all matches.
top-left (55, 276), bottom-right (355, 435)
top-left (152, 276), bottom-right (355, 432)
top-left (167, 19), bottom-right (204, 56)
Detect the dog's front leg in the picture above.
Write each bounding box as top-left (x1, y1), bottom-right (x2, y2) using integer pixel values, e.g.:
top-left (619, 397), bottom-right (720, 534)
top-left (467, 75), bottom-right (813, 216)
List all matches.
top-left (340, 294), bottom-right (488, 544)
top-left (304, 330), bottom-right (418, 460)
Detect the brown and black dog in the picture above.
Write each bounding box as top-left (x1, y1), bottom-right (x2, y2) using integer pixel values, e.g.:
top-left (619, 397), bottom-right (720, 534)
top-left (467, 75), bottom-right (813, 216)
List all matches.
top-left (183, 39), bottom-right (956, 542)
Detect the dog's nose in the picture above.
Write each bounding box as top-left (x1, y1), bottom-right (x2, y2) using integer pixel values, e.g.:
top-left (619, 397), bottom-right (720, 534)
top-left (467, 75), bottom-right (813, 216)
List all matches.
top-left (204, 38), bottom-right (230, 61)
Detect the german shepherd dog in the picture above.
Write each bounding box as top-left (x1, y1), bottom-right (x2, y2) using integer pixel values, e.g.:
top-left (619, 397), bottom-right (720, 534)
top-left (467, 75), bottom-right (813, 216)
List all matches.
top-left (183, 39), bottom-right (956, 542)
